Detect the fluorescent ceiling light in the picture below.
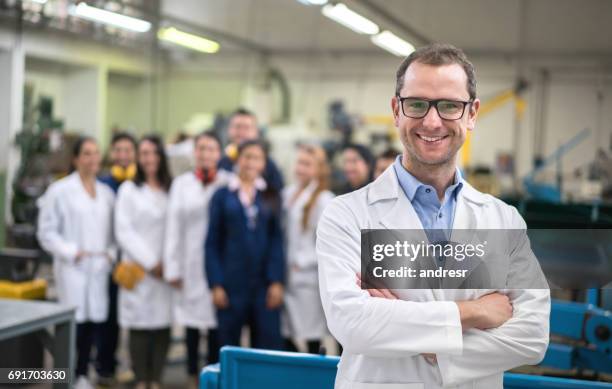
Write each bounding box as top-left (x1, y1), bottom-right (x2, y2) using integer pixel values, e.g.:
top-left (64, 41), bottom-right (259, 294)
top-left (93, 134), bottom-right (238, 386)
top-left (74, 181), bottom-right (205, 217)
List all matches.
top-left (29, 0), bottom-right (48, 4)
top-left (371, 30), bottom-right (415, 57)
top-left (158, 27), bottom-right (220, 54)
top-left (321, 3), bottom-right (379, 35)
top-left (69, 2), bottom-right (151, 33)
top-left (297, 0), bottom-right (328, 5)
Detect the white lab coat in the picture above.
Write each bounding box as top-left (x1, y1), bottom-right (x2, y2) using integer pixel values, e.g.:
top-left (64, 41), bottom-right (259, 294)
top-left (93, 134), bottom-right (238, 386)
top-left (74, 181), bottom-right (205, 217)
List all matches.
top-left (37, 172), bottom-right (115, 323)
top-left (163, 171), bottom-right (228, 330)
top-left (115, 181), bottom-right (172, 329)
top-left (317, 165), bottom-right (551, 389)
top-left (282, 181), bottom-right (334, 340)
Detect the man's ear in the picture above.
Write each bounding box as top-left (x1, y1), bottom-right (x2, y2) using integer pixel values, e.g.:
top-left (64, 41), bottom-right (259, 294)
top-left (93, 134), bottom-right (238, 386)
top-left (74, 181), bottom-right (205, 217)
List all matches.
top-left (391, 96), bottom-right (400, 127)
top-left (467, 98), bottom-right (480, 129)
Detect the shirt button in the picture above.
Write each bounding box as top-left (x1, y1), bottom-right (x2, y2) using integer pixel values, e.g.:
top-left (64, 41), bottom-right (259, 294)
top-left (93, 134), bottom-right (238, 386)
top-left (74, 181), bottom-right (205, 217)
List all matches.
top-left (438, 213), bottom-right (443, 218)
top-left (425, 188), bottom-right (431, 193)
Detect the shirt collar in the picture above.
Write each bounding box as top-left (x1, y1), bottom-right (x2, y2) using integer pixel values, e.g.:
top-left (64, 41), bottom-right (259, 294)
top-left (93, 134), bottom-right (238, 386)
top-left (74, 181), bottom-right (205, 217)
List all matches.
top-left (227, 173), bottom-right (267, 192)
top-left (393, 155), bottom-right (463, 202)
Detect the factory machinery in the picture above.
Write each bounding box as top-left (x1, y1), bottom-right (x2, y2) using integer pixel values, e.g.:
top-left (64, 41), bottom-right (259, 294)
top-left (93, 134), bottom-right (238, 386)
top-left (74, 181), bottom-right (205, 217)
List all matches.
top-left (542, 290), bottom-right (612, 377)
top-left (200, 346), bottom-right (612, 389)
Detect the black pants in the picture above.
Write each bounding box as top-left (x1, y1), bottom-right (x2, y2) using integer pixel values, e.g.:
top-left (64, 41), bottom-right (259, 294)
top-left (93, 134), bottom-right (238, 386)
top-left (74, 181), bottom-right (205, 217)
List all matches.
top-left (217, 290), bottom-right (282, 351)
top-left (284, 338), bottom-right (322, 354)
top-left (129, 328), bottom-right (171, 383)
top-left (96, 274), bottom-right (119, 377)
top-left (76, 322), bottom-right (103, 377)
top-left (185, 328), bottom-right (219, 375)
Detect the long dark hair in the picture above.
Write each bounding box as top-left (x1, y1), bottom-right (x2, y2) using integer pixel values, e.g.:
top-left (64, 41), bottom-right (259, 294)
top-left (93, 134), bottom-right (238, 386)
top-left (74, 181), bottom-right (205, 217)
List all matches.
top-left (133, 135), bottom-right (172, 191)
top-left (237, 139), bottom-right (281, 216)
top-left (70, 136), bottom-right (97, 173)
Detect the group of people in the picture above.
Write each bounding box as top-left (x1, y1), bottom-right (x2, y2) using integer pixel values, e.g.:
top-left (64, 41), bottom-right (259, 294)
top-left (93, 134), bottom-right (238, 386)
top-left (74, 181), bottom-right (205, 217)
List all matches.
top-left (36, 42), bottom-right (552, 389)
top-left (36, 108), bottom-right (390, 389)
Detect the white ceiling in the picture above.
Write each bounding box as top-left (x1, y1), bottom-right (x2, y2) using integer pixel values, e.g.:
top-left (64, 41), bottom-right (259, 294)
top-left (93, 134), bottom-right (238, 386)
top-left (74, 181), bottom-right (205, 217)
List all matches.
top-left (161, 0), bottom-right (612, 57)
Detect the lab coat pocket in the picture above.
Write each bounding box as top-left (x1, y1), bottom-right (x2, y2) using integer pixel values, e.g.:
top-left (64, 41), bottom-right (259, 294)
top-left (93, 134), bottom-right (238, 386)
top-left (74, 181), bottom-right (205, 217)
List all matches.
top-left (352, 383), bottom-right (424, 389)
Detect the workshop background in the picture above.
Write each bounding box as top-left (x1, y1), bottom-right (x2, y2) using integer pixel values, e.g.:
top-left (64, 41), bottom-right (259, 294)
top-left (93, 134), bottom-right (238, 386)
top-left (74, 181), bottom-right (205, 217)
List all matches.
top-left (0, 0), bottom-right (611, 388)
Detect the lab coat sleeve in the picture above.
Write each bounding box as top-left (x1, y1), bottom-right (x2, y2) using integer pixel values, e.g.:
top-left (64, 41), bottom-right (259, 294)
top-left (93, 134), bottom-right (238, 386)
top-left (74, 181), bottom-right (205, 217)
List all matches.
top-left (36, 186), bottom-right (79, 263)
top-left (265, 209), bottom-right (285, 284)
top-left (205, 189), bottom-right (225, 288)
top-left (163, 181), bottom-right (184, 281)
top-left (114, 184), bottom-right (159, 271)
top-left (317, 198), bottom-right (463, 357)
top-left (436, 208), bottom-right (551, 387)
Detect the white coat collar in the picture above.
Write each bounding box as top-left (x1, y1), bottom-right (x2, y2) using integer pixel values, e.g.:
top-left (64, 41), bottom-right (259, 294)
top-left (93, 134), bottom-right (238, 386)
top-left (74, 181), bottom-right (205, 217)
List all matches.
top-left (367, 164), bottom-right (489, 231)
top-left (367, 164), bottom-right (489, 206)
top-left (227, 173), bottom-right (267, 192)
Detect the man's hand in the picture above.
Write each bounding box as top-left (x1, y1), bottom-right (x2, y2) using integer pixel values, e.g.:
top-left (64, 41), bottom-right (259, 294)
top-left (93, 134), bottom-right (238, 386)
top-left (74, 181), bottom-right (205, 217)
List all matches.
top-left (266, 282), bottom-right (284, 309)
top-left (356, 272), bottom-right (398, 299)
top-left (168, 279), bottom-right (183, 289)
top-left (456, 292), bottom-right (513, 331)
top-left (75, 251), bottom-right (89, 263)
top-left (422, 353), bottom-right (437, 365)
top-left (150, 262), bottom-right (164, 279)
top-left (212, 286), bottom-right (229, 309)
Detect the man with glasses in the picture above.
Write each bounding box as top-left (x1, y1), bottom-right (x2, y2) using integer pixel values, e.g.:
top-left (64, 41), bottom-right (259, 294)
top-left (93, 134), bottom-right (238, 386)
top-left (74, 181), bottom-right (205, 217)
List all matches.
top-left (316, 43), bottom-right (550, 389)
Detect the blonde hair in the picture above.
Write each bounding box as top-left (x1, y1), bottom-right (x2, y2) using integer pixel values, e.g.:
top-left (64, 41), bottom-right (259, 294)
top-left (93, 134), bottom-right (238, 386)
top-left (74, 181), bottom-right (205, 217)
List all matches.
top-left (299, 144), bottom-right (331, 230)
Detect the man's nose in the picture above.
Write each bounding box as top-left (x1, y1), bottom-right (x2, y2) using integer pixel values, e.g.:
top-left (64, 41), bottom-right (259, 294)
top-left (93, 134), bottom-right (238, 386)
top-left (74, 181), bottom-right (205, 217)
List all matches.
top-left (421, 105), bottom-right (443, 129)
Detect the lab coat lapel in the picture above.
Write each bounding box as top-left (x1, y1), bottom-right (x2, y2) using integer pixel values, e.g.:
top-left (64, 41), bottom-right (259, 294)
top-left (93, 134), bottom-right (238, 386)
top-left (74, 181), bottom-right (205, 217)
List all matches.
top-left (371, 166), bottom-right (423, 231)
top-left (369, 166), bottom-right (436, 289)
top-left (444, 183), bottom-right (489, 289)
top-left (451, 185), bottom-right (479, 230)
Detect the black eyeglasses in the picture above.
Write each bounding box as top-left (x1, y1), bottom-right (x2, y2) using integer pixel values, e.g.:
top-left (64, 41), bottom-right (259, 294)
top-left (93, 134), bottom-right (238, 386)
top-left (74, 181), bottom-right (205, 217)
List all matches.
top-left (397, 96), bottom-right (473, 120)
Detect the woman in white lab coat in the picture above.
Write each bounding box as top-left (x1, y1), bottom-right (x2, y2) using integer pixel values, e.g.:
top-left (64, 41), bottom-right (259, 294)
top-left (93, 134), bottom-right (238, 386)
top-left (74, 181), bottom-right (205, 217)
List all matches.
top-left (115, 135), bottom-right (173, 389)
top-left (164, 131), bottom-right (227, 385)
top-left (283, 144), bottom-right (334, 354)
top-left (37, 136), bottom-right (115, 389)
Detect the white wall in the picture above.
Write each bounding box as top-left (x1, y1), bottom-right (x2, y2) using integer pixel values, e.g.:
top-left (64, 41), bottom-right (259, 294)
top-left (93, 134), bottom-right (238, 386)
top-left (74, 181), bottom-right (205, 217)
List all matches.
top-left (107, 73), bottom-right (154, 136)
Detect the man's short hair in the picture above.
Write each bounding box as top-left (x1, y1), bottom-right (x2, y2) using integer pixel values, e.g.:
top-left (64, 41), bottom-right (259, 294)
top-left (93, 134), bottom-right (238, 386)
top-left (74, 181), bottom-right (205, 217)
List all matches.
top-left (110, 131), bottom-right (136, 148)
top-left (229, 107), bottom-right (256, 122)
top-left (395, 43), bottom-right (477, 100)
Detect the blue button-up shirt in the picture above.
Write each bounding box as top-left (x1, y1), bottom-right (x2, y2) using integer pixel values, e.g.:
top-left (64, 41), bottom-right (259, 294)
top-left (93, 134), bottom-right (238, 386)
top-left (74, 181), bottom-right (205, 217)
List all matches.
top-left (393, 155), bottom-right (463, 238)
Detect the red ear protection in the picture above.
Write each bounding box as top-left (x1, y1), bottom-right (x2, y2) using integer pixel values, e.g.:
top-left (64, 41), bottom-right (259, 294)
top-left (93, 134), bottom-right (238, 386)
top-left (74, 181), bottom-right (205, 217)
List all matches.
top-left (195, 168), bottom-right (217, 185)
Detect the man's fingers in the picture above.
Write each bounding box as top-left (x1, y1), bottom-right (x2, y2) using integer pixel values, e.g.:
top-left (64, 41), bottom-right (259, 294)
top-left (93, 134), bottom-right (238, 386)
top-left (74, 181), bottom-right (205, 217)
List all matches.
top-left (381, 288), bottom-right (398, 300)
top-left (368, 289), bottom-right (386, 298)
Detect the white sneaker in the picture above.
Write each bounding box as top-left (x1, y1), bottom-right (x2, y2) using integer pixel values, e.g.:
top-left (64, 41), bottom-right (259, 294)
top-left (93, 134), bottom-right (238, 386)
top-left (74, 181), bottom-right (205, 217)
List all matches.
top-left (74, 376), bottom-right (94, 389)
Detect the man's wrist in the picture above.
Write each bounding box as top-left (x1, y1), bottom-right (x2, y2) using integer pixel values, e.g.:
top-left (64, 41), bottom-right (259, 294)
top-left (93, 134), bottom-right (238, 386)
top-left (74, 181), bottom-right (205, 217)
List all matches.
top-left (456, 300), bottom-right (482, 330)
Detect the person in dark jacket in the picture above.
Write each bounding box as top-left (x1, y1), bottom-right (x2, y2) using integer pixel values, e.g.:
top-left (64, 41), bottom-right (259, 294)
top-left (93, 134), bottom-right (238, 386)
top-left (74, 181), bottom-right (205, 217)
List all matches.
top-left (96, 131), bottom-right (136, 386)
top-left (99, 132), bottom-right (137, 193)
top-left (206, 139), bottom-right (285, 350)
top-left (218, 108), bottom-right (284, 192)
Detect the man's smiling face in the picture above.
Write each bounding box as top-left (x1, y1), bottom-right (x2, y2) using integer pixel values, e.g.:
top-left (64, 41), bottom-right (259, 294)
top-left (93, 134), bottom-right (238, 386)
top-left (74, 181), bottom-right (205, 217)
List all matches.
top-left (392, 62), bottom-right (479, 167)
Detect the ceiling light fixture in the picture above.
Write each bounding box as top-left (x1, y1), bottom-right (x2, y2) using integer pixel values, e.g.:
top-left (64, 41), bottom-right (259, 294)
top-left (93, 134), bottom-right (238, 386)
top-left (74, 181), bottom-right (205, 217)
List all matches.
top-left (296, 0), bottom-right (328, 5)
top-left (69, 2), bottom-right (151, 33)
top-left (371, 30), bottom-right (415, 57)
top-left (321, 3), bottom-right (379, 35)
top-left (158, 27), bottom-right (220, 54)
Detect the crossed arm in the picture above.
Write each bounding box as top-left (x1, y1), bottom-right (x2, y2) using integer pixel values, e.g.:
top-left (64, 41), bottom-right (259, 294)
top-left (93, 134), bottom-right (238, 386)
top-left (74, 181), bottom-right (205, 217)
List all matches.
top-left (317, 200), bottom-right (550, 386)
